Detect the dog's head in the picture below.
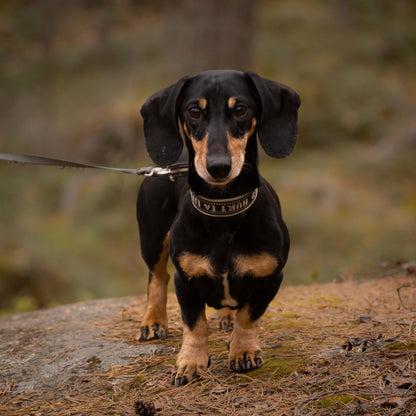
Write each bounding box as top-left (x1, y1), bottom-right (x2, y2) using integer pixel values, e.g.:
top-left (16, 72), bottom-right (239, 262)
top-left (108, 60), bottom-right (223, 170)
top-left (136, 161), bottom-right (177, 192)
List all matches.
top-left (141, 70), bottom-right (300, 186)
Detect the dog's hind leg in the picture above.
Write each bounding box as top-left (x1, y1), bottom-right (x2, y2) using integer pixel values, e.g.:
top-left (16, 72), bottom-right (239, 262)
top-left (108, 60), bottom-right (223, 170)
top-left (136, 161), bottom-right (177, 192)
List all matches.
top-left (137, 232), bottom-right (170, 341)
top-left (136, 177), bottom-right (181, 341)
top-left (218, 307), bottom-right (236, 332)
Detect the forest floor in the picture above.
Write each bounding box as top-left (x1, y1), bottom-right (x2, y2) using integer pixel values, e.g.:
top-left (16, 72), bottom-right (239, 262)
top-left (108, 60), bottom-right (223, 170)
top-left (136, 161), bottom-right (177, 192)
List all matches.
top-left (1, 271), bottom-right (416, 415)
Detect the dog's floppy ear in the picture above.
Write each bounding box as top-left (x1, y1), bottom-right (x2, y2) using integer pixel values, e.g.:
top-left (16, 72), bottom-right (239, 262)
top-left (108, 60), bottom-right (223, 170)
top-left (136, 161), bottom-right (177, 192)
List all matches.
top-left (140, 76), bottom-right (188, 167)
top-left (246, 72), bottom-right (300, 158)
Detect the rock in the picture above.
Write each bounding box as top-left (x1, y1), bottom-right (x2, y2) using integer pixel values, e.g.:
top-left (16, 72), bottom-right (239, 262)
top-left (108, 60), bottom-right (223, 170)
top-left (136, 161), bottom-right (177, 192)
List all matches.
top-left (0, 297), bottom-right (163, 394)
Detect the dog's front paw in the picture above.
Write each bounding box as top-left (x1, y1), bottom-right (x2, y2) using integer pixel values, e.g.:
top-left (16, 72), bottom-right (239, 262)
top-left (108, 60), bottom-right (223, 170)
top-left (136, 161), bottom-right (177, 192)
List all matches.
top-left (228, 328), bottom-right (263, 372)
top-left (172, 352), bottom-right (210, 387)
top-left (229, 347), bottom-right (263, 373)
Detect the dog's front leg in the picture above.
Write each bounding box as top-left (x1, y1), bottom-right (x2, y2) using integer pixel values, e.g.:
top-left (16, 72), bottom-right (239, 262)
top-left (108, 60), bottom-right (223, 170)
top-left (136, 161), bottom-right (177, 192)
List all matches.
top-left (228, 304), bottom-right (263, 372)
top-left (172, 272), bottom-right (210, 386)
top-left (172, 310), bottom-right (209, 386)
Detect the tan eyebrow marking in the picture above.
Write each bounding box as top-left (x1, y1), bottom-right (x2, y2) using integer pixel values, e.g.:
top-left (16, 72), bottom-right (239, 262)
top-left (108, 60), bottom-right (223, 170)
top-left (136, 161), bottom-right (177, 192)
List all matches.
top-left (198, 98), bottom-right (207, 109)
top-left (228, 97), bottom-right (237, 108)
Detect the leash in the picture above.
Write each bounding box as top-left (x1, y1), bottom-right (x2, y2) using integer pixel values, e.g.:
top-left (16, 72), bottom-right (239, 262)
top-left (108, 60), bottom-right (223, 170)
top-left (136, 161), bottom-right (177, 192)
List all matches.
top-left (0, 153), bottom-right (188, 179)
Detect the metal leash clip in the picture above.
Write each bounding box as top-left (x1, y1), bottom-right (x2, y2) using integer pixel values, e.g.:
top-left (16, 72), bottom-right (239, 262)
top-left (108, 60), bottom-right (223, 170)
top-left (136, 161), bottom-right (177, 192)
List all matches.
top-left (143, 167), bottom-right (172, 177)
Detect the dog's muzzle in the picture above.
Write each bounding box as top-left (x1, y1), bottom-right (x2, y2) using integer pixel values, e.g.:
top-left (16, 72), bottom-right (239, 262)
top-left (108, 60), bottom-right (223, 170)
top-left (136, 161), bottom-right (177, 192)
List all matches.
top-left (206, 154), bottom-right (231, 181)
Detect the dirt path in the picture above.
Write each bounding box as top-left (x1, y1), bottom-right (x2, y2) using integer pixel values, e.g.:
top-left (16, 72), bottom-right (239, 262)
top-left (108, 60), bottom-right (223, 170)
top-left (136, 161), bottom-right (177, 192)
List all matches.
top-left (1, 274), bottom-right (415, 415)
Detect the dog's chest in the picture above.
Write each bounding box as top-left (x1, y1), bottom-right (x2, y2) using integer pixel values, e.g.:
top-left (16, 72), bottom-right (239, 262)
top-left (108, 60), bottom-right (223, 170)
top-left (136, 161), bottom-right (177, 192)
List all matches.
top-left (175, 249), bottom-right (279, 308)
top-left (170, 193), bottom-right (284, 308)
top-left (177, 250), bottom-right (278, 280)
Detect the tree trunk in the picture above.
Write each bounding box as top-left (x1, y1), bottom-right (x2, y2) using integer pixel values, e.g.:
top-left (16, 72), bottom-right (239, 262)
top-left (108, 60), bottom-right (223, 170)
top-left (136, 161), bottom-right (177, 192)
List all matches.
top-left (163, 0), bottom-right (255, 76)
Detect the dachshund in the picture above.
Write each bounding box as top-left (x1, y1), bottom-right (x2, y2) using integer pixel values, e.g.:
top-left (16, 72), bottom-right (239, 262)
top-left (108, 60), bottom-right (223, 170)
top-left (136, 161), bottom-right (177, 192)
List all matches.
top-left (136, 70), bottom-right (300, 386)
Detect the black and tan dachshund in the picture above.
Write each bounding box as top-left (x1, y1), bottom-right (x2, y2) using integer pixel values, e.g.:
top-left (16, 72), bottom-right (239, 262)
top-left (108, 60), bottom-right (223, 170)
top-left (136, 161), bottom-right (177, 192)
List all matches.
top-left (136, 70), bottom-right (300, 386)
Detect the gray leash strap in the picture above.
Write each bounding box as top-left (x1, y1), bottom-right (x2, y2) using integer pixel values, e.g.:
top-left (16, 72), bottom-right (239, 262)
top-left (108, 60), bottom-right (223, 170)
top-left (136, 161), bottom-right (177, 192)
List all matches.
top-left (0, 153), bottom-right (188, 177)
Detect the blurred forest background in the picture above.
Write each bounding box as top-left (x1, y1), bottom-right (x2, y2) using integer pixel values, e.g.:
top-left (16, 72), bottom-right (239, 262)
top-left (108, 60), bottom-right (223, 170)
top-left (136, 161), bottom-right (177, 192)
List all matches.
top-left (0, 0), bottom-right (415, 315)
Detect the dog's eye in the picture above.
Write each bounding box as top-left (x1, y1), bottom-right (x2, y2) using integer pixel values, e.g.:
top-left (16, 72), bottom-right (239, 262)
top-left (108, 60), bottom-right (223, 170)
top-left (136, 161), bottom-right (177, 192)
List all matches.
top-left (234, 105), bottom-right (247, 117)
top-left (188, 107), bottom-right (201, 119)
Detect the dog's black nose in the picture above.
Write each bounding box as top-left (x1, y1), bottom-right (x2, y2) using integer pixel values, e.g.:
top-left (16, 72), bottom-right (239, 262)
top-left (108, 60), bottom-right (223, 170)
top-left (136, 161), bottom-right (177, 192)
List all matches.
top-left (206, 156), bottom-right (231, 180)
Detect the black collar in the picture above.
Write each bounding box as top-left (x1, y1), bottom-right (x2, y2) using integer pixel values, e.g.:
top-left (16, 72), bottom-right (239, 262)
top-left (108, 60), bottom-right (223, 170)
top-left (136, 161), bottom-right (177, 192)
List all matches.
top-left (190, 188), bottom-right (258, 217)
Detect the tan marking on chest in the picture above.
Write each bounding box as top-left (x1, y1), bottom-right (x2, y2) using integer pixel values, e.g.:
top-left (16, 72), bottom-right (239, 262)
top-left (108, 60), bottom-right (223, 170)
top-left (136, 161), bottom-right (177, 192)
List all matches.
top-left (221, 273), bottom-right (238, 308)
top-left (178, 252), bottom-right (214, 278)
top-left (233, 252), bottom-right (278, 278)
